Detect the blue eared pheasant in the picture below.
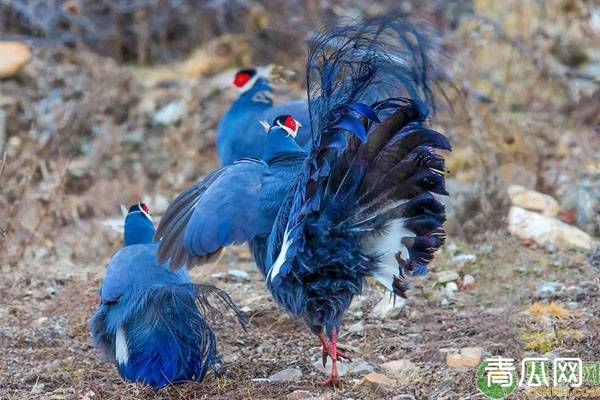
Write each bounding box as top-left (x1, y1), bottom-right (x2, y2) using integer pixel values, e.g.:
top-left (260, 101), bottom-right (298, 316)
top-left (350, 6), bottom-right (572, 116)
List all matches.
top-left (89, 203), bottom-right (245, 389)
top-left (156, 18), bottom-right (451, 385)
top-left (217, 66), bottom-right (312, 165)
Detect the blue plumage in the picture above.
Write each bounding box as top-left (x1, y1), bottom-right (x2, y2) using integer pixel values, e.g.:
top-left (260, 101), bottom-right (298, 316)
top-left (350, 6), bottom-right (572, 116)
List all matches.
top-left (90, 203), bottom-right (244, 389)
top-left (156, 17), bottom-right (450, 385)
top-left (216, 68), bottom-right (311, 165)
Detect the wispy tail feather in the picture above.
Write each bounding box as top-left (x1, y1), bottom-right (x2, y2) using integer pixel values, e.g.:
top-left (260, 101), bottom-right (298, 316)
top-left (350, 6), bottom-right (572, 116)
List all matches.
top-left (90, 283), bottom-right (246, 389)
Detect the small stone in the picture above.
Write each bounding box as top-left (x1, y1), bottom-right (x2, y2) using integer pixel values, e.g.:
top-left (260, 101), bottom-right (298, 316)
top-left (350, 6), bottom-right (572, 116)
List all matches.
top-left (478, 244), bottom-right (493, 254)
top-left (507, 185), bottom-right (560, 217)
top-left (393, 396), bottom-right (416, 400)
top-left (535, 282), bottom-right (564, 299)
top-left (508, 207), bottom-right (595, 250)
top-left (152, 100), bottom-right (187, 126)
top-left (349, 359), bottom-right (374, 375)
top-left (0, 41), bottom-right (31, 78)
top-left (228, 269), bottom-right (250, 281)
top-left (449, 254), bottom-right (477, 266)
top-left (566, 286), bottom-right (586, 301)
top-left (347, 321), bottom-right (364, 335)
top-left (446, 347), bottom-right (482, 368)
top-left (565, 301), bottom-right (579, 310)
top-left (463, 274), bottom-right (476, 286)
top-left (381, 359), bottom-right (417, 377)
top-left (312, 359), bottom-right (349, 376)
top-left (240, 306), bottom-right (251, 313)
top-left (440, 298), bottom-right (449, 307)
top-left (287, 390), bottom-right (315, 400)
top-left (445, 282), bottom-right (458, 292)
top-left (360, 373), bottom-right (396, 393)
top-left (268, 367), bottom-right (302, 382)
top-left (369, 295), bottom-right (405, 320)
top-left (436, 270), bottom-right (459, 283)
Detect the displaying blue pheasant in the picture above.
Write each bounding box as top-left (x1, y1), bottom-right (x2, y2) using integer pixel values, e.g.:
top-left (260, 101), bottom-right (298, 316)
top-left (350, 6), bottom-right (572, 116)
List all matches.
top-left (89, 203), bottom-right (245, 389)
top-left (216, 66), bottom-right (312, 165)
top-left (156, 18), bottom-right (450, 385)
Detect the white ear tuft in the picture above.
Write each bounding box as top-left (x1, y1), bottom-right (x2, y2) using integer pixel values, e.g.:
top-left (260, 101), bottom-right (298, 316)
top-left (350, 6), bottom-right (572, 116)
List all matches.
top-left (259, 120), bottom-right (271, 132)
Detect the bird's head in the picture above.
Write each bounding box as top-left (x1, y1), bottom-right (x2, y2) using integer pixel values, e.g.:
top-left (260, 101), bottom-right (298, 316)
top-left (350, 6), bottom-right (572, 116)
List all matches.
top-left (128, 202), bottom-right (152, 222)
top-left (260, 115), bottom-right (302, 138)
top-left (124, 202), bottom-right (155, 246)
top-left (232, 68), bottom-right (259, 93)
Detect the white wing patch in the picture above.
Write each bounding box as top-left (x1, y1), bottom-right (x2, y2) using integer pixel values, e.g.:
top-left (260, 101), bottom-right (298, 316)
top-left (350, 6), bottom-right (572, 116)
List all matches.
top-left (268, 226), bottom-right (292, 282)
top-left (362, 219), bottom-right (414, 290)
top-left (115, 326), bottom-right (129, 365)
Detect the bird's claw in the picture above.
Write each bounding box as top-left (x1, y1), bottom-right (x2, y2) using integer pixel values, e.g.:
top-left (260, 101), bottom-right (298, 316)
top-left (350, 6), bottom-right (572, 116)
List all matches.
top-left (320, 374), bottom-right (341, 387)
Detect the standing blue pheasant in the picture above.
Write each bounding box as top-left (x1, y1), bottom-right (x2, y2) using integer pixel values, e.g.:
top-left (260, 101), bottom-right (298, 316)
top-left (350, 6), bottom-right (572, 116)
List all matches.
top-left (89, 203), bottom-right (245, 389)
top-left (156, 18), bottom-right (450, 385)
top-left (216, 67), bottom-right (312, 165)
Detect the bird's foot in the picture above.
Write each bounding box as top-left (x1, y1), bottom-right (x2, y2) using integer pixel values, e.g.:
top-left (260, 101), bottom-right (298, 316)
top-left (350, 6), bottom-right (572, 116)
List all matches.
top-left (318, 332), bottom-right (352, 367)
top-left (319, 372), bottom-right (341, 387)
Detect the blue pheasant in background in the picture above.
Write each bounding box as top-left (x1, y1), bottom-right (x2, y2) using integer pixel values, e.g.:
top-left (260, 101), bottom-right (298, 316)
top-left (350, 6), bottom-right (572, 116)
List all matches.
top-left (89, 203), bottom-right (245, 389)
top-left (157, 17), bottom-right (450, 385)
top-left (216, 66), bottom-right (312, 165)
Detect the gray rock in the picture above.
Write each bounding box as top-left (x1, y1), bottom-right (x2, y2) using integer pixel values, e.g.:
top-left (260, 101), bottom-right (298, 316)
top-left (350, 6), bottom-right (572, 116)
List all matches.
top-left (566, 285), bottom-right (586, 301)
top-left (312, 359), bottom-right (350, 376)
top-left (566, 301), bottom-right (579, 310)
top-left (437, 270), bottom-right (459, 283)
top-left (349, 360), bottom-right (375, 375)
top-left (369, 295), bottom-right (406, 319)
top-left (286, 390), bottom-right (315, 400)
top-left (381, 359), bottom-right (418, 377)
top-left (463, 274), bottom-right (476, 286)
top-left (449, 254), bottom-right (477, 266)
top-left (268, 367), bottom-right (303, 382)
top-left (560, 176), bottom-right (600, 236)
top-left (534, 282), bottom-right (565, 299)
top-left (228, 269), bottom-right (250, 281)
top-left (588, 245), bottom-right (600, 271)
top-left (152, 100), bottom-right (187, 126)
top-left (347, 321), bottom-right (364, 335)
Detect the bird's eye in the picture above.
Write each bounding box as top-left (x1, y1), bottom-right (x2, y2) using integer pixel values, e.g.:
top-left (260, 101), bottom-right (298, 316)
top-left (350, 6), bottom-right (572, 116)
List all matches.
top-left (140, 203), bottom-right (151, 214)
top-left (284, 116), bottom-right (296, 131)
top-left (234, 72), bottom-right (252, 87)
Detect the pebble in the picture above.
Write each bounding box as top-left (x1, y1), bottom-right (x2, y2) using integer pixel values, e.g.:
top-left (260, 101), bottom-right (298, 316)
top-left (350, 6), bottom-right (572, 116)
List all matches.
top-left (507, 185), bottom-right (560, 217)
top-left (286, 390), bottom-right (315, 400)
top-left (508, 206), bottom-right (595, 250)
top-left (268, 367), bottom-right (303, 382)
top-left (566, 301), bottom-right (579, 310)
top-left (347, 321), bottom-right (364, 335)
top-left (534, 282), bottom-right (564, 299)
top-left (436, 270), bottom-right (459, 283)
top-left (463, 274), bottom-right (476, 286)
top-left (360, 373), bottom-right (396, 393)
top-left (449, 254), bottom-right (477, 266)
top-left (446, 347), bottom-right (482, 368)
top-left (0, 41), bottom-right (31, 78)
top-left (152, 100), bottom-right (187, 126)
top-left (369, 295), bottom-right (405, 320)
top-left (380, 359), bottom-right (417, 377)
top-left (393, 396), bottom-right (416, 400)
top-left (349, 360), bottom-right (375, 375)
top-left (227, 269), bottom-right (250, 281)
top-left (566, 286), bottom-right (586, 301)
top-left (312, 359), bottom-right (349, 376)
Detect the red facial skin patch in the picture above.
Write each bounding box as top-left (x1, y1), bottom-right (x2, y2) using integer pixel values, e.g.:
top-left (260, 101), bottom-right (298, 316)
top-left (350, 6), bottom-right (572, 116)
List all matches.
top-left (284, 116), bottom-right (297, 132)
top-left (234, 72), bottom-right (252, 88)
top-left (141, 203), bottom-right (150, 214)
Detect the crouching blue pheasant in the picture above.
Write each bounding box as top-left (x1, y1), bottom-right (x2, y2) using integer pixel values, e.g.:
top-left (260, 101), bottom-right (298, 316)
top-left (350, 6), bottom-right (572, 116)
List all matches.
top-left (156, 17), bottom-right (450, 386)
top-left (89, 203), bottom-right (245, 389)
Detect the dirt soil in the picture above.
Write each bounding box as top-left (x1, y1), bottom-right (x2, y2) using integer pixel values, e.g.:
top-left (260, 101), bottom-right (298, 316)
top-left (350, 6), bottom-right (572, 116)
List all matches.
top-left (1, 1), bottom-right (599, 399)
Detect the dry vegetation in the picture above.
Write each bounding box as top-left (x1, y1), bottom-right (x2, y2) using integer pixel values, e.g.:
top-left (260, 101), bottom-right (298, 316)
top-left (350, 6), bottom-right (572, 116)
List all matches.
top-left (1, 0), bottom-right (599, 399)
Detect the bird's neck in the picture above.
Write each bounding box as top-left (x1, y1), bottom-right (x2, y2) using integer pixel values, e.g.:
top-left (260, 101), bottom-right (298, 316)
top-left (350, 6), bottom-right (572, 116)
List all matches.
top-left (234, 78), bottom-right (273, 108)
top-left (263, 128), bottom-right (305, 162)
top-left (123, 213), bottom-right (156, 246)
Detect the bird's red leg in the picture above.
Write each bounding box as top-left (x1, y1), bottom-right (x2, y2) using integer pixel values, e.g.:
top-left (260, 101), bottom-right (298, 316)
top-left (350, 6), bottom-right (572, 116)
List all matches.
top-left (318, 331), bottom-right (352, 367)
top-left (318, 328), bottom-right (350, 387)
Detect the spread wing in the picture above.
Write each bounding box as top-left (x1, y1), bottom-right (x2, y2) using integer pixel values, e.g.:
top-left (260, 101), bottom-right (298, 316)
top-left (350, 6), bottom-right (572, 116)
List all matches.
top-left (156, 159), bottom-right (270, 269)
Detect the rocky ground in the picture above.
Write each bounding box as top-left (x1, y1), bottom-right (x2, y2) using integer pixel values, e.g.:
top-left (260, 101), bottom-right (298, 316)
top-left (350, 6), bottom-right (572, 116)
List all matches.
top-left (1, 1), bottom-right (599, 399)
